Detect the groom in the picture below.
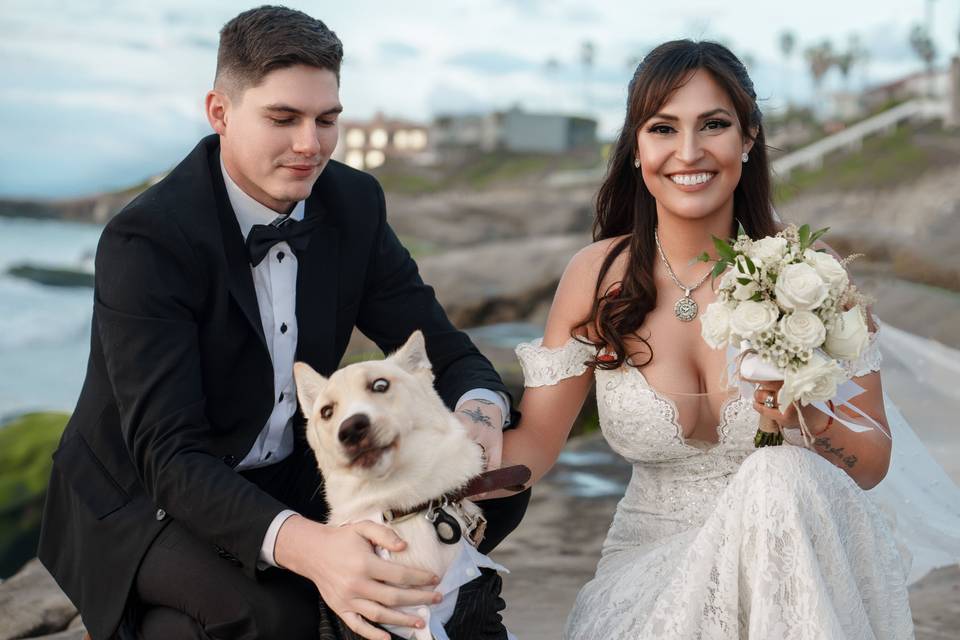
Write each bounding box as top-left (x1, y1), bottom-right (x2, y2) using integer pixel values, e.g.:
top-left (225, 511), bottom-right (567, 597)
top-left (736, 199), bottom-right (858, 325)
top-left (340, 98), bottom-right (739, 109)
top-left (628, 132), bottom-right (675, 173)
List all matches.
top-left (38, 6), bottom-right (528, 639)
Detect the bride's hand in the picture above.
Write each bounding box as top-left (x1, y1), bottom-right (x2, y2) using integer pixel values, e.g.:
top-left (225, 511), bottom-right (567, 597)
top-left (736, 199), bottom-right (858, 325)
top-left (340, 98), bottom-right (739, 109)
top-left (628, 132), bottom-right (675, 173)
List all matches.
top-left (747, 379), bottom-right (831, 434)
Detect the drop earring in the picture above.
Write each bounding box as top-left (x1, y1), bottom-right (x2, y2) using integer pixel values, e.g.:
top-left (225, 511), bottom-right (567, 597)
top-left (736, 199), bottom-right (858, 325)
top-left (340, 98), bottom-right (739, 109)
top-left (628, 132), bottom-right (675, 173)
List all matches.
top-left (741, 152), bottom-right (749, 163)
top-left (634, 158), bottom-right (641, 168)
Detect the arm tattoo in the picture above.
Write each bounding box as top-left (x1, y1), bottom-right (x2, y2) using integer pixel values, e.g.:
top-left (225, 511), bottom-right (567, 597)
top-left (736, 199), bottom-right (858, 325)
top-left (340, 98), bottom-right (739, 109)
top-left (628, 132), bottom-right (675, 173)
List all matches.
top-left (473, 398), bottom-right (496, 406)
top-left (814, 437), bottom-right (858, 469)
top-left (461, 406), bottom-right (494, 428)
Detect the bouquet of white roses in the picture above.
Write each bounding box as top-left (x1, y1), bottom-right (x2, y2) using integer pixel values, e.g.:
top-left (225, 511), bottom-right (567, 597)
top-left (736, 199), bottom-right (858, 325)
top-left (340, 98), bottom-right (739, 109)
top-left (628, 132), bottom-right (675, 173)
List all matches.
top-left (698, 224), bottom-right (875, 445)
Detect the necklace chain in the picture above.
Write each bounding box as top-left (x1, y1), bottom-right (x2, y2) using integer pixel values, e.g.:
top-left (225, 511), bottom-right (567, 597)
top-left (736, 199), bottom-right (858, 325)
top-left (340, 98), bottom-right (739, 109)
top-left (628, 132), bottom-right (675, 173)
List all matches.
top-left (654, 229), bottom-right (712, 296)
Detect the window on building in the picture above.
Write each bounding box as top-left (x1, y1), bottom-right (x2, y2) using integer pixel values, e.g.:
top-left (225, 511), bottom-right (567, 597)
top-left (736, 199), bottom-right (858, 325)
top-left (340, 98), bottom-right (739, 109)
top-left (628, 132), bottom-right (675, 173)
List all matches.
top-left (365, 150), bottom-right (386, 169)
top-left (345, 150), bottom-right (365, 169)
top-left (408, 130), bottom-right (427, 150)
top-left (370, 128), bottom-right (388, 149)
top-left (345, 128), bottom-right (366, 148)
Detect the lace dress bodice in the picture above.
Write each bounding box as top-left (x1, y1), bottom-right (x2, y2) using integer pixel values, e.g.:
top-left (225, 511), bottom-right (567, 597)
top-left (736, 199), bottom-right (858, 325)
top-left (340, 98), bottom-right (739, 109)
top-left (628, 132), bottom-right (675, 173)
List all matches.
top-left (517, 338), bottom-right (759, 549)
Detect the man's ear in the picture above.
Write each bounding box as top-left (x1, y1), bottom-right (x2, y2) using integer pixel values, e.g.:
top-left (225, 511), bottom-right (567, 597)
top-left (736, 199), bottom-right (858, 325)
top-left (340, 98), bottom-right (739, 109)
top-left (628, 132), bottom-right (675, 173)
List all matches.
top-left (293, 362), bottom-right (328, 417)
top-left (205, 89), bottom-right (230, 136)
top-left (387, 330), bottom-right (433, 375)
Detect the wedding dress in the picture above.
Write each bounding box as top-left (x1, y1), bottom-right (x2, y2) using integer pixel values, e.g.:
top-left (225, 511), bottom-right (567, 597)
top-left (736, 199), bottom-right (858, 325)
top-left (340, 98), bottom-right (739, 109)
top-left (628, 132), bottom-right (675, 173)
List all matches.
top-left (514, 325), bottom-right (956, 639)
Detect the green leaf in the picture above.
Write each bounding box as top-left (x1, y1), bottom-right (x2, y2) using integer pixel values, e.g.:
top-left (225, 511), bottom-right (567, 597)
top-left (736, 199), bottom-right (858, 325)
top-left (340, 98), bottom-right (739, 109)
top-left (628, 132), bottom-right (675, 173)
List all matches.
top-left (750, 292), bottom-right (764, 302)
top-left (809, 226), bottom-right (830, 246)
top-left (712, 236), bottom-right (737, 262)
top-left (710, 261), bottom-right (728, 280)
top-left (737, 222), bottom-right (748, 238)
top-left (696, 251), bottom-right (712, 263)
top-left (743, 255), bottom-right (757, 275)
top-left (737, 277), bottom-right (753, 285)
top-left (798, 224), bottom-right (811, 251)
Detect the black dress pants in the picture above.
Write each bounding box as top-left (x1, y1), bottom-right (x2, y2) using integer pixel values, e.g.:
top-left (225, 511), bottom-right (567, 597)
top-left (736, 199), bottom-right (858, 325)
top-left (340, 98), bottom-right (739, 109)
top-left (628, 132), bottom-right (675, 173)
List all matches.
top-left (132, 446), bottom-right (332, 639)
top-left (130, 446), bottom-right (511, 639)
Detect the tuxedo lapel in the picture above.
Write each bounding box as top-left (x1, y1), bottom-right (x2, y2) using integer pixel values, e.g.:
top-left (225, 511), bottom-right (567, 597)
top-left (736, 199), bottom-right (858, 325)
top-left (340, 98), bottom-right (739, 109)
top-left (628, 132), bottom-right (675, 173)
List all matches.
top-left (295, 196), bottom-right (339, 375)
top-left (208, 149), bottom-right (269, 352)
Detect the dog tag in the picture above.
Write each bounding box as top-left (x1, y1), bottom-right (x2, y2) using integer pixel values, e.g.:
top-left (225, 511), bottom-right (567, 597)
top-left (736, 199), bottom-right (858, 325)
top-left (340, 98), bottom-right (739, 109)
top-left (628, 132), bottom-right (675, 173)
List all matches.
top-left (431, 507), bottom-right (462, 545)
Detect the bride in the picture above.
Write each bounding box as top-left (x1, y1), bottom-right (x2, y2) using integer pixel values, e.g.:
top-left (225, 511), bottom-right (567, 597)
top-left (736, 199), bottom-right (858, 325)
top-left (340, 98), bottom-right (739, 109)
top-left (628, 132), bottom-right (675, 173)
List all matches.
top-left (502, 40), bottom-right (925, 639)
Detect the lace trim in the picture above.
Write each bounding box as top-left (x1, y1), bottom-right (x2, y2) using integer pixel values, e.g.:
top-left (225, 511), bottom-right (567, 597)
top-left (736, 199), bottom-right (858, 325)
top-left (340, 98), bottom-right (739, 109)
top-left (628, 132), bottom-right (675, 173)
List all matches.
top-left (515, 337), bottom-right (594, 387)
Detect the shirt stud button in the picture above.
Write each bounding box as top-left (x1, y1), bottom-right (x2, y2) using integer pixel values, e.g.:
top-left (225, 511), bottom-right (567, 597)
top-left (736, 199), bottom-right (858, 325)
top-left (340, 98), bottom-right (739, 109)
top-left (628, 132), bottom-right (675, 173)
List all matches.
top-left (277, 251), bottom-right (285, 262)
top-left (280, 323), bottom-right (288, 334)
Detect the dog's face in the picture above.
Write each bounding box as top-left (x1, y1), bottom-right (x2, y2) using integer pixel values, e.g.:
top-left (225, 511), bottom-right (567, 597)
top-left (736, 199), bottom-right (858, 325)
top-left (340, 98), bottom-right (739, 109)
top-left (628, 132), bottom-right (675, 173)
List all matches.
top-left (294, 331), bottom-right (450, 480)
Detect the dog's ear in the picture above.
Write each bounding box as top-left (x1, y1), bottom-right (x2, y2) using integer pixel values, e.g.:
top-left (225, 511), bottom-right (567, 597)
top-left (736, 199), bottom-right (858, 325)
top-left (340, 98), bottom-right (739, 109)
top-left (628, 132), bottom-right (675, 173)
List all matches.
top-left (388, 330), bottom-right (433, 375)
top-left (293, 362), bottom-right (328, 416)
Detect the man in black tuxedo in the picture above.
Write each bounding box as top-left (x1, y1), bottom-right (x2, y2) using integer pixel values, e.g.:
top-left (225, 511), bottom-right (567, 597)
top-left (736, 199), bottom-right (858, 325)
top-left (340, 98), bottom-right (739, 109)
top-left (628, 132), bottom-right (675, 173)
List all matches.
top-left (37, 6), bottom-right (528, 639)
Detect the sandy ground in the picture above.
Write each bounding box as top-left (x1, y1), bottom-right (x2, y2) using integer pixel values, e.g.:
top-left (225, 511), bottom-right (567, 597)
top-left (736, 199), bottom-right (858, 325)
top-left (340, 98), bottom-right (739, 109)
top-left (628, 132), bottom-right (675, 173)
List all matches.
top-left (490, 280), bottom-right (960, 639)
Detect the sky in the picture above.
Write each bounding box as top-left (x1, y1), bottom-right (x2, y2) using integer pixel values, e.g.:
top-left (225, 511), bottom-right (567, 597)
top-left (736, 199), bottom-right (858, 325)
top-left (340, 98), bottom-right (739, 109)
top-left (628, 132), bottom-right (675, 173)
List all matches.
top-left (2, 0), bottom-right (959, 198)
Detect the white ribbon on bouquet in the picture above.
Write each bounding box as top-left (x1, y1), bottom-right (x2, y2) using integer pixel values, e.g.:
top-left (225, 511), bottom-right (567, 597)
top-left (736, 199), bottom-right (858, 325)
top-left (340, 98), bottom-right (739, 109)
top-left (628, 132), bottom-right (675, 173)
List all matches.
top-left (729, 342), bottom-right (891, 447)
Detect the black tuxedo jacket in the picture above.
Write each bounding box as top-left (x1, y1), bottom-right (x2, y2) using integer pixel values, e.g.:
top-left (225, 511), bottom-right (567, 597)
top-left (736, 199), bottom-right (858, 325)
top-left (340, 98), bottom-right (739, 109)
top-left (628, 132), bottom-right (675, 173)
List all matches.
top-left (38, 135), bottom-right (528, 639)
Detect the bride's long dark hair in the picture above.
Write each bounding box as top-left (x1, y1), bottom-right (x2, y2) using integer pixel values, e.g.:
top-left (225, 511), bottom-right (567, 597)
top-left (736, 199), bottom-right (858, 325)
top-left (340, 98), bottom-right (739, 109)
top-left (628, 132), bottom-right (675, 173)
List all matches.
top-left (575, 40), bottom-right (777, 369)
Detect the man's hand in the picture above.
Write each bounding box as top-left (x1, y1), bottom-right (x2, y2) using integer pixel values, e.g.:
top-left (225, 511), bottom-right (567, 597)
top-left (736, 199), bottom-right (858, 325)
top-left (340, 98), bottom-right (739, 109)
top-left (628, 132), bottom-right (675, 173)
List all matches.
top-left (455, 398), bottom-right (504, 471)
top-left (274, 515), bottom-right (441, 640)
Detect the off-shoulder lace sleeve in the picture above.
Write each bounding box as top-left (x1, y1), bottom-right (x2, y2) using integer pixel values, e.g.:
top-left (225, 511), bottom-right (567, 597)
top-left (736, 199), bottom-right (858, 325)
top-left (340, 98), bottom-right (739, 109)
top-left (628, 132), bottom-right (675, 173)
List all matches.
top-left (515, 337), bottom-right (595, 387)
top-left (844, 319), bottom-right (882, 378)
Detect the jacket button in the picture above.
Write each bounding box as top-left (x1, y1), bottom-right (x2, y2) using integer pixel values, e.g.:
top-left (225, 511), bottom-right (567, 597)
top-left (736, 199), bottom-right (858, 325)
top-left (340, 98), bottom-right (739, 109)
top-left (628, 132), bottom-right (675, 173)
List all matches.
top-left (155, 508), bottom-right (166, 521)
top-left (222, 454), bottom-right (238, 466)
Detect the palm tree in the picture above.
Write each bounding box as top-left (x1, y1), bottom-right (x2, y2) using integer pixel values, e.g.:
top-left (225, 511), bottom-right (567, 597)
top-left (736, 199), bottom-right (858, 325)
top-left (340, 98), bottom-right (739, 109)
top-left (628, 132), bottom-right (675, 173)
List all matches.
top-left (580, 40), bottom-right (596, 114)
top-left (909, 24), bottom-right (937, 97)
top-left (779, 31), bottom-right (797, 105)
top-left (804, 40), bottom-right (835, 114)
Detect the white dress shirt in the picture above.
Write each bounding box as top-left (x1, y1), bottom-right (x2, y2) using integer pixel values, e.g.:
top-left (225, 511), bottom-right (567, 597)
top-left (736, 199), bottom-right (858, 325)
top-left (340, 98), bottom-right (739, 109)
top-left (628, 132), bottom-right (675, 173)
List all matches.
top-left (219, 160), bottom-right (508, 567)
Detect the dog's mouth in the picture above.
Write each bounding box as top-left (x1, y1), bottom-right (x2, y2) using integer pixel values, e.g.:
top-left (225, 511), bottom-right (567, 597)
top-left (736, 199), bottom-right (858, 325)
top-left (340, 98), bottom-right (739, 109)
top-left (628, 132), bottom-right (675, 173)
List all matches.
top-left (346, 438), bottom-right (398, 469)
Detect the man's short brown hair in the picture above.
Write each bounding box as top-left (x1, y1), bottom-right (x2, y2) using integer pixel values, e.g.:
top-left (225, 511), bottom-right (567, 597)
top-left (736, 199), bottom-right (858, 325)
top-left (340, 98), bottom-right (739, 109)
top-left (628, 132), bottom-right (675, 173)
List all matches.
top-left (215, 5), bottom-right (343, 94)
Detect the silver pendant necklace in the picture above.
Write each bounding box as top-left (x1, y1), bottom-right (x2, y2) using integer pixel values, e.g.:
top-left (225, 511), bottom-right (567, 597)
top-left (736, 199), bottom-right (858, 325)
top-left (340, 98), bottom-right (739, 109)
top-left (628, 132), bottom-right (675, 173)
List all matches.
top-left (654, 229), bottom-right (712, 322)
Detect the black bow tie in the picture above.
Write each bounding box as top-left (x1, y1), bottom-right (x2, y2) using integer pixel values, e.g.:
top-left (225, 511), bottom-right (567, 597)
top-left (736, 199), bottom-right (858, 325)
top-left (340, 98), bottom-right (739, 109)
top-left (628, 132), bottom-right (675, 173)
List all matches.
top-left (246, 215), bottom-right (322, 266)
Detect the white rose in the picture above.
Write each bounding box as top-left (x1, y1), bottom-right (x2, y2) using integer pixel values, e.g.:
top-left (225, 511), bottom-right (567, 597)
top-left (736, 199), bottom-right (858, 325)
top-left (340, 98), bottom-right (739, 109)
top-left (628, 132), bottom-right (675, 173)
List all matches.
top-left (719, 268), bottom-right (738, 292)
top-left (733, 280), bottom-right (759, 301)
top-left (780, 352), bottom-right (847, 406)
top-left (749, 236), bottom-right (788, 264)
top-left (774, 262), bottom-right (829, 311)
top-left (803, 248), bottom-right (849, 293)
top-left (700, 302), bottom-right (733, 349)
top-left (729, 300), bottom-right (779, 341)
top-left (824, 307), bottom-right (870, 360)
top-left (779, 311), bottom-right (826, 350)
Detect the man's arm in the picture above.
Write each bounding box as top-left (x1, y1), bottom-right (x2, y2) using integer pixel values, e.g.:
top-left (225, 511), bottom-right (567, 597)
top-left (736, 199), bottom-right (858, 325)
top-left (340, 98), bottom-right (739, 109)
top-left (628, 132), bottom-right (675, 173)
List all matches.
top-left (354, 176), bottom-right (530, 551)
top-left (95, 208), bottom-right (289, 577)
top-left (355, 179), bottom-right (509, 406)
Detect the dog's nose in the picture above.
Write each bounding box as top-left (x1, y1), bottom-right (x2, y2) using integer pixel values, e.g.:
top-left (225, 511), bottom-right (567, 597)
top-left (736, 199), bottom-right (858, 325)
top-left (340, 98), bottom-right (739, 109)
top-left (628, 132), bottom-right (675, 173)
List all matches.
top-left (338, 413), bottom-right (371, 446)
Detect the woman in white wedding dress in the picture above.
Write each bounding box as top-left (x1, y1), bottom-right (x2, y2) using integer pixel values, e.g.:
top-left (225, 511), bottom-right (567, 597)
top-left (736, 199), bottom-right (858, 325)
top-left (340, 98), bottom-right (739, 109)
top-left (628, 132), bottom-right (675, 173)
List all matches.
top-left (501, 40), bottom-right (923, 639)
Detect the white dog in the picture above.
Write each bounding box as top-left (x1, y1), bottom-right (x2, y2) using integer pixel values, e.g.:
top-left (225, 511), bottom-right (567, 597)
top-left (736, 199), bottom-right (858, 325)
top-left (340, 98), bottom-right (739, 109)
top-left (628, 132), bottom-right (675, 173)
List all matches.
top-left (293, 331), bottom-right (504, 639)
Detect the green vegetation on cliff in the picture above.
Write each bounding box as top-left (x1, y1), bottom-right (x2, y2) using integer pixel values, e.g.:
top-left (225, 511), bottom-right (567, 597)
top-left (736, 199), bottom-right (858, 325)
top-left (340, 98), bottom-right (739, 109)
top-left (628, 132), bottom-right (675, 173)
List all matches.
top-left (0, 411), bottom-right (69, 578)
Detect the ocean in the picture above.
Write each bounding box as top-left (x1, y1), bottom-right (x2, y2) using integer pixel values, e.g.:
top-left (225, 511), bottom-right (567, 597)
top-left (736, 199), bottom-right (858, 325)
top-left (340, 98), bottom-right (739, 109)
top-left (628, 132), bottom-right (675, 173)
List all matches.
top-left (0, 217), bottom-right (103, 419)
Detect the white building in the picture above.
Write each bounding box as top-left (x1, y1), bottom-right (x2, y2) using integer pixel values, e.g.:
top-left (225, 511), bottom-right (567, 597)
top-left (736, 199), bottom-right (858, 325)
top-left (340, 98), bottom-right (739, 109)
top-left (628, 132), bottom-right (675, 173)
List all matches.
top-left (432, 107), bottom-right (597, 154)
top-left (333, 113), bottom-right (430, 170)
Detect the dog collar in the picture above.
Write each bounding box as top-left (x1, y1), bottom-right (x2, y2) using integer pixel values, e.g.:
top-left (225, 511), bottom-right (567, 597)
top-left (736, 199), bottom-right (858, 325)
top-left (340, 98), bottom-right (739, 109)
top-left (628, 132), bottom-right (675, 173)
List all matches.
top-left (382, 464), bottom-right (531, 523)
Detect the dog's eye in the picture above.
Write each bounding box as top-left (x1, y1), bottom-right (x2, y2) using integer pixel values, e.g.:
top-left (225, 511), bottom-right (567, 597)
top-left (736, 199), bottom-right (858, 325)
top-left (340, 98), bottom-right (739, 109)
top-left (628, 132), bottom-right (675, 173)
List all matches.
top-left (370, 378), bottom-right (390, 393)
top-left (319, 405), bottom-right (334, 420)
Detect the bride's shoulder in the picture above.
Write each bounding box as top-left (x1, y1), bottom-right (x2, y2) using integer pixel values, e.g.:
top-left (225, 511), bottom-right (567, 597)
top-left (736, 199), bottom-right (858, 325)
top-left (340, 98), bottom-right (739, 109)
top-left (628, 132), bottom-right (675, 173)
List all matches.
top-left (545, 235), bottom-right (630, 341)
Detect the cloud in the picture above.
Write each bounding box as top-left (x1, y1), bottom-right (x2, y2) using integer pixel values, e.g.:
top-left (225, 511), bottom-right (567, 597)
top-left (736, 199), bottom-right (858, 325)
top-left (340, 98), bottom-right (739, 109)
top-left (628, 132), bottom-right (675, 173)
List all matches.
top-left (446, 50), bottom-right (538, 75)
top-left (426, 81), bottom-right (492, 115)
top-left (378, 41), bottom-right (420, 61)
